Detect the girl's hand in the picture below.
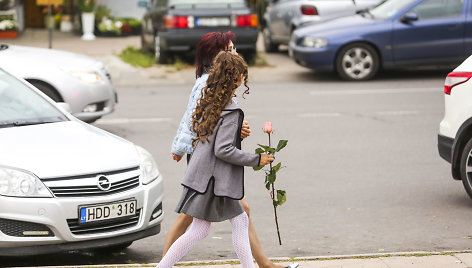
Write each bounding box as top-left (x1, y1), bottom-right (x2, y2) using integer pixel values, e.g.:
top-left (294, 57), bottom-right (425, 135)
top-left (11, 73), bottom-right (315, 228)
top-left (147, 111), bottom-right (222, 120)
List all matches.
top-left (259, 154), bottom-right (275, 166)
top-left (241, 120), bottom-right (251, 139)
top-left (172, 153), bottom-right (183, 162)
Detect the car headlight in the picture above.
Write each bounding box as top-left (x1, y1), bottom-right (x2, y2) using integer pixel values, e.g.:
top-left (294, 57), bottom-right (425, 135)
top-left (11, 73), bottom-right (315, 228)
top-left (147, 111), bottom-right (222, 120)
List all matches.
top-left (300, 37), bottom-right (328, 48)
top-left (71, 71), bottom-right (103, 84)
top-left (0, 166), bottom-right (52, 197)
top-left (135, 146), bottom-right (160, 185)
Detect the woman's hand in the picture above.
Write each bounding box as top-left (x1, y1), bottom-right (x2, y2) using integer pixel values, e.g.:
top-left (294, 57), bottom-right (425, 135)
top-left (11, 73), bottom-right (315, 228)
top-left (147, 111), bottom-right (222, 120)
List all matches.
top-left (241, 120), bottom-right (251, 139)
top-left (259, 154), bottom-right (275, 166)
top-left (171, 153), bottom-right (183, 162)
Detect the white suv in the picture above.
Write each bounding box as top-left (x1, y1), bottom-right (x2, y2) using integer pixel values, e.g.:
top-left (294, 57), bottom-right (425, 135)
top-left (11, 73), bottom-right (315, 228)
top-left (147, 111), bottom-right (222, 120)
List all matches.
top-left (439, 55), bottom-right (472, 199)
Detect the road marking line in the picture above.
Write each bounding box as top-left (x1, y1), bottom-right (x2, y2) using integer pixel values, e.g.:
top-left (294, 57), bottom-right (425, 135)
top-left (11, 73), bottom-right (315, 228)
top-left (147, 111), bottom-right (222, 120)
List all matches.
top-left (95, 117), bottom-right (173, 124)
top-left (310, 87), bottom-right (438, 96)
top-left (376, 110), bottom-right (419, 116)
top-left (296, 113), bottom-right (342, 118)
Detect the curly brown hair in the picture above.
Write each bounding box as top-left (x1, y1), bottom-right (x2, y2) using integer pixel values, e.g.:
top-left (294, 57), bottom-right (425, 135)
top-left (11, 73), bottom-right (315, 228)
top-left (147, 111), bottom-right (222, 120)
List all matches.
top-left (192, 51), bottom-right (249, 146)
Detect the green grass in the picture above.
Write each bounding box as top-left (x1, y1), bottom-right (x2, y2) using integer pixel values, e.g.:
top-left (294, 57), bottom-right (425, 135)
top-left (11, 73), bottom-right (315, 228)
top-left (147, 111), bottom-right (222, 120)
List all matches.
top-left (119, 46), bottom-right (156, 68)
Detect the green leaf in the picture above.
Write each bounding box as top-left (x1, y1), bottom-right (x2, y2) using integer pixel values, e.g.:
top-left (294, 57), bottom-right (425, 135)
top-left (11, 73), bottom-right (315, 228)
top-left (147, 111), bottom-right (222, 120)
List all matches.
top-left (272, 162), bottom-right (282, 173)
top-left (277, 190), bottom-right (286, 206)
top-left (253, 165), bottom-right (264, 171)
top-left (273, 200), bottom-right (279, 207)
top-left (257, 144), bottom-right (271, 151)
top-left (267, 148), bottom-right (276, 154)
top-left (265, 182), bottom-right (271, 190)
top-left (275, 140), bottom-right (288, 152)
top-left (255, 148), bottom-right (265, 154)
top-left (267, 171), bottom-right (276, 184)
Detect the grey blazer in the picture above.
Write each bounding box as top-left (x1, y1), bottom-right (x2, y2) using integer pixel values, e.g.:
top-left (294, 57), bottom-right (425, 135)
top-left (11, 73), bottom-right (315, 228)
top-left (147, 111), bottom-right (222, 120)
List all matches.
top-left (181, 101), bottom-right (261, 200)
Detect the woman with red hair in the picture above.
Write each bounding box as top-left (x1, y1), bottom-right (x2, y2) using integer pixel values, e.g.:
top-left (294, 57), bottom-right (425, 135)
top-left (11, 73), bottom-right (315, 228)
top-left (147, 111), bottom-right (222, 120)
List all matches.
top-left (167, 32), bottom-right (298, 268)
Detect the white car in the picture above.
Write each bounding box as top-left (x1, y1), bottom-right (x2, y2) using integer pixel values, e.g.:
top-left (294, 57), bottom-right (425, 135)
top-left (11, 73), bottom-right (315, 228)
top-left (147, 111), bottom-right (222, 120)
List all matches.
top-left (0, 44), bottom-right (117, 123)
top-left (0, 68), bottom-right (164, 256)
top-left (439, 55), bottom-right (472, 199)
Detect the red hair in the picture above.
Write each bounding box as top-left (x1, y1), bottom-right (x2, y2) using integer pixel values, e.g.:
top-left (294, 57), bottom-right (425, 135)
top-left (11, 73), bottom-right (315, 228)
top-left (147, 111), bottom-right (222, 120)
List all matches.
top-left (195, 31), bottom-right (236, 78)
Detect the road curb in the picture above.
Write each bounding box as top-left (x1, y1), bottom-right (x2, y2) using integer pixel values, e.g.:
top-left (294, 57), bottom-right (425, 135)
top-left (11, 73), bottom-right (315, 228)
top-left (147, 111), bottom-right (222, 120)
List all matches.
top-left (16, 250), bottom-right (472, 268)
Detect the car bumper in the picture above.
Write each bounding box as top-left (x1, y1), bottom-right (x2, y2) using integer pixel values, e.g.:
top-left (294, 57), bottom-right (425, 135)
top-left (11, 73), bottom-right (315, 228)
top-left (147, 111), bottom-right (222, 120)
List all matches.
top-left (289, 42), bottom-right (335, 72)
top-left (0, 174), bottom-right (164, 256)
top-left (63, 67), bottom-right (117, 122)
top-left (438, 134), bottom-right (454, 163)
top-left (160, 27), bottom-right (259, 51)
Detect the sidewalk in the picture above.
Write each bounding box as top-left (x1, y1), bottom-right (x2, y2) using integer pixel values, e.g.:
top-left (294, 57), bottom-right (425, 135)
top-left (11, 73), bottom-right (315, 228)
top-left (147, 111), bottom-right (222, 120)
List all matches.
top-left (2, 28), bottom-right (309, 87)
top-left (13, 251), bottom-right (472, 268)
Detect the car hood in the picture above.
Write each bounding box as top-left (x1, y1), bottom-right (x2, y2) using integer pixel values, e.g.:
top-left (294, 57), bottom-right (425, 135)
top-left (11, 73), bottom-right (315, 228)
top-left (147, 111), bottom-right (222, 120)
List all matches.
top-left (295, 14), bottom-right (378, 37)
top-left (0, 45), bottom-right (103, 70)
top-left (0, 121), bottom-right (140, 179)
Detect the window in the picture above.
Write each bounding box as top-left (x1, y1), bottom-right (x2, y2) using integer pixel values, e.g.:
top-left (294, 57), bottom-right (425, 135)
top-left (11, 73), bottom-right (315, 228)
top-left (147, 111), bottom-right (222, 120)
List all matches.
top-left (411, 0), bottom-right (463, 20)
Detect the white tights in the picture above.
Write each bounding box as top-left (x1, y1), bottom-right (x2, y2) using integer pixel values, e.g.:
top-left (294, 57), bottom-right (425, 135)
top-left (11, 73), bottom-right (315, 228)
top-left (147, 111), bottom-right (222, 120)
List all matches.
top-left (156, 212), bottom-right (254, 268)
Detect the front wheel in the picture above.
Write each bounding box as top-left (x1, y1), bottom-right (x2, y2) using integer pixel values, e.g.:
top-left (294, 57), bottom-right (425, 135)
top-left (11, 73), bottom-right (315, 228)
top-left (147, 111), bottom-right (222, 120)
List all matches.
top-left (460, 138), bottom-right (472, 199)
top-left (154, 33), bottom-right (169, 64)
top-left (263, 25), bottom-right (278, 53)
top-left (335, 43), bottom-right (379, 81)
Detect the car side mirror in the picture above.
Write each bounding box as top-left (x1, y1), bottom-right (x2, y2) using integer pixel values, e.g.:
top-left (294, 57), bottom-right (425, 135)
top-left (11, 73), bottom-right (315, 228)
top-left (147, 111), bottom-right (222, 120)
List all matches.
top-left (57, 102), bottom-right (72, 113)
top-left (400, 12), bottom-right (419, 23)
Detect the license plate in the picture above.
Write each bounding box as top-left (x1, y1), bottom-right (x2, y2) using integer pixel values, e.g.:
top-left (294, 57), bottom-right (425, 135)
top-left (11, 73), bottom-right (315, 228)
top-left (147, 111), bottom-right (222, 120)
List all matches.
top-left (79, 199), bottom-right (137, 224)
top-left (196, 17), bottom-right (230, 27)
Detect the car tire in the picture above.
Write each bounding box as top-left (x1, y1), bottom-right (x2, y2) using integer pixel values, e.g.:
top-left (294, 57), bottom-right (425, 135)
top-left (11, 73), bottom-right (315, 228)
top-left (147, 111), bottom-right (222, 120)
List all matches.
top-left (263, 25), bottom-right (278, 53)
top-left (97, 242), bottom-right (133, 252)
top-left (460, 138), bottom-right (472, 199)
top-left (240, 49), bottom-right (257, 65)
top-left (28, 80), bottom-right (62, 102)
top-left (335, 43), bottom-right (380, 81)
top-left (154, 33), bottom-right (169, 64)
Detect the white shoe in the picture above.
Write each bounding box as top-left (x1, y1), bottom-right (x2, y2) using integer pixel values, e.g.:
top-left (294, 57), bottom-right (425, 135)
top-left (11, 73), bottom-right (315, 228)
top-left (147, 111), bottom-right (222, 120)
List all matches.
top-left (285, 263), bottom-right (299, 268)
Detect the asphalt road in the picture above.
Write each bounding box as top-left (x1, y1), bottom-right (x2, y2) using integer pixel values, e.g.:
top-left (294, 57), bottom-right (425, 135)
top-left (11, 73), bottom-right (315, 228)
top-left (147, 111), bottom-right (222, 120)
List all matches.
top-left (3, 58), bottom-right (470, 267)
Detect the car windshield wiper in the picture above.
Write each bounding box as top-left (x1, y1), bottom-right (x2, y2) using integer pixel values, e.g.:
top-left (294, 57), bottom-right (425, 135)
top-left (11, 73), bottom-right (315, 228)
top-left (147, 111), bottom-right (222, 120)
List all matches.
top-left (356, 8), bottom-right (375, 19)
top-left (0, 44), bottom-right (8, 51)
top-left (0, 118), bottom-right (64, 128)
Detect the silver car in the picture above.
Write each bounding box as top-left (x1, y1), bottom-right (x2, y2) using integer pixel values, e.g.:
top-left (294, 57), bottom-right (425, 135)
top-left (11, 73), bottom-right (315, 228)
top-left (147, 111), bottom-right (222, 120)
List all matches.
top-left (0, 44), bottom-right (117, 123)
top-left (262, 0), bottom-right (383, 52)
top-left (0, 68), bottom-right (164, 256)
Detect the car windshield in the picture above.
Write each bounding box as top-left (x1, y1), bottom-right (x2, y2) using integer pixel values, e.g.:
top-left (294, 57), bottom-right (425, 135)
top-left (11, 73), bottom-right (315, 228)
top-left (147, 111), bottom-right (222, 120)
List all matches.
top-left (0, 69), bottom-right (67, 128)
top-left (370, 0), bottom-right (414, 19)
top-left (170, 0), bottom-right (246, 9)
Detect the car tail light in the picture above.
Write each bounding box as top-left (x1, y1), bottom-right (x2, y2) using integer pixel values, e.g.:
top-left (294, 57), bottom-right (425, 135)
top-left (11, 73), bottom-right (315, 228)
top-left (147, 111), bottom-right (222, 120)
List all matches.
top-left (444, 72), bottom-right (472, 95)
top-left (301, 5), bottom-right (318, 15)
top-left (164, 15), bottom-right (189, 28)
top-left (235, 14), bottom-right (258, 27)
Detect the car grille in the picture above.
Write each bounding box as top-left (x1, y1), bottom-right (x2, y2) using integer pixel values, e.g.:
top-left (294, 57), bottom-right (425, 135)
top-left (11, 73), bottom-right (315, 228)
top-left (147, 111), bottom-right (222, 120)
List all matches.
top-left (0, 218), bottom-right (54, 237)
top-left (102, 67), bottom-right (112, 81)
top-left (41, 166), bottom-right (141, 198)
top-left (67, 209), bottom-right (141, 235)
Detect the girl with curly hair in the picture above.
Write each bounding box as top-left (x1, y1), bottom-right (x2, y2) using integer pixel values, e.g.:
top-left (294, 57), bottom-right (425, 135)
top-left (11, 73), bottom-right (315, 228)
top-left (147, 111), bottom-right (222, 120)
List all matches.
top-left (156, 51), bottom-right (274, 268)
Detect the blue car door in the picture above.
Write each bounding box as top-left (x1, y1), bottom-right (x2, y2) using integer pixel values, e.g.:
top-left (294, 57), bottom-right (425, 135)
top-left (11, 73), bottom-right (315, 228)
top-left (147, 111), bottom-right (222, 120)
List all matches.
top-left (392, 0), bottom-right (466, 65)
top-left (466, 0), bottom-right (472, 53)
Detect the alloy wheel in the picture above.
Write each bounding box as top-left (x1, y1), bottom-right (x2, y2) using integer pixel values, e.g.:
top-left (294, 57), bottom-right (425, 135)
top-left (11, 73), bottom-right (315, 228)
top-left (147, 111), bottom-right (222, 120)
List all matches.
top-left (341, 47), bottom-right (374, 80)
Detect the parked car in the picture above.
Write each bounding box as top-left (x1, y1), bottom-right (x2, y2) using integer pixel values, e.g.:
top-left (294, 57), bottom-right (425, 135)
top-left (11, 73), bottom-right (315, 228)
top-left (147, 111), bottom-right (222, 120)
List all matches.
top-left (0, 68), bottom-right (164, 256)
top-left (289, 0), bottom-right (470, 81)
top-left (141, 0), bottom-right (259, 63)
top-left (438, 55), bottom-right (472, 199)
top-left (262, 0), bottom-right (382, 52)
top-left (0, 44), bottom-right (117, 123)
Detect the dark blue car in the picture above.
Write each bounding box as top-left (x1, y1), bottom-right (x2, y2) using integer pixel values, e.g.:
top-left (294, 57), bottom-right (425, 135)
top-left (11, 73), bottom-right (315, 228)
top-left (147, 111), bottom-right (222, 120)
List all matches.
top-left (289, 0), bottom-right (472, 80)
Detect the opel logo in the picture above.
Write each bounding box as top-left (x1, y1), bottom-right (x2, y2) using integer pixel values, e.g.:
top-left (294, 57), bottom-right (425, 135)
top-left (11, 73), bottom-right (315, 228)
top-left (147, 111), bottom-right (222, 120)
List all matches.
top-left (97, 176), bottom-right (111, 191)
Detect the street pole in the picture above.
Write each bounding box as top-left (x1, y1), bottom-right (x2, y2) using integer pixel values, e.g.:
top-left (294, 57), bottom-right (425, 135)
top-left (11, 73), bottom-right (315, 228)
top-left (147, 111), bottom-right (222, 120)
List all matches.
top-left (47, 4), bottom-right (52, 49)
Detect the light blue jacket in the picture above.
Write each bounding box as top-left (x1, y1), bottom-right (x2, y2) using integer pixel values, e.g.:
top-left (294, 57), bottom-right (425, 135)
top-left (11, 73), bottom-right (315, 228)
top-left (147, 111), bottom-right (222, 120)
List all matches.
top-left (171, 74), bottom-right (238, 156)
top-left (171, 74), bottom-right (209, 156)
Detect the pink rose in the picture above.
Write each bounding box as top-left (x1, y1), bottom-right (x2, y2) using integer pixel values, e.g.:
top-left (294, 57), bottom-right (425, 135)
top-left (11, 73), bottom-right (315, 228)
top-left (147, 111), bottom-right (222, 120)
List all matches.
top-left (264, 122), bottom-right (272, 133)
